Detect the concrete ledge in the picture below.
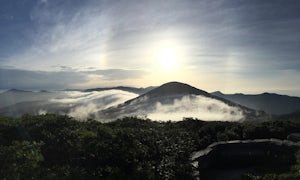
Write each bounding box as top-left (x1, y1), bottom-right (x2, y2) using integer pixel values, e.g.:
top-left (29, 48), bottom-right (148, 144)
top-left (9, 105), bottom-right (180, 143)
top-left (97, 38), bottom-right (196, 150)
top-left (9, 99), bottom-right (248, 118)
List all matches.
top-left (191, 138), bottom-right (300, 178)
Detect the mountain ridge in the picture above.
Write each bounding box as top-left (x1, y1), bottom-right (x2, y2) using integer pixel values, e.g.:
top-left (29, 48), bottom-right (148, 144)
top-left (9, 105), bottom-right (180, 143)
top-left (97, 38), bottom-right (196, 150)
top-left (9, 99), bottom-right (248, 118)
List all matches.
top-left (85, 86), bottom-right (156, 95)
top-left (211, 91), bottom-right (300, 114)
top-left (98, 82), bottom-right (267, 122)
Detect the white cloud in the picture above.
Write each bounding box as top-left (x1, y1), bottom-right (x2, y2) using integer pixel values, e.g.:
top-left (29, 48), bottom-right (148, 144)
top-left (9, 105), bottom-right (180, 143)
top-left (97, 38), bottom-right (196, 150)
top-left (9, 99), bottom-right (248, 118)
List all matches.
top-left (147, 95), bottom-right (244, 121)
top-left (53, 90), bottom-right (138, 120)
top-left (0, 88), bottom-right (139, 120)
top-left (2, 0), bottom-right (300, 96)
top-left (40, 0), bottom-right (47, 4)
top-left (108, 94), bottom-right (245, 122)
top-left (7, 3), bottom-right (112, 70)
top-left (38, 109), bottom-right (47, 115)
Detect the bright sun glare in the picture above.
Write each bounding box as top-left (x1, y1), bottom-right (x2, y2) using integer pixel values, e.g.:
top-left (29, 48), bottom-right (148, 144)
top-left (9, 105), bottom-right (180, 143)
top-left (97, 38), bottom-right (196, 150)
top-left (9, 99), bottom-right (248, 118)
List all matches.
top-left (157, 47), bottom-right (177, 71)
top-left (155, 40), bottom-right (182, 72)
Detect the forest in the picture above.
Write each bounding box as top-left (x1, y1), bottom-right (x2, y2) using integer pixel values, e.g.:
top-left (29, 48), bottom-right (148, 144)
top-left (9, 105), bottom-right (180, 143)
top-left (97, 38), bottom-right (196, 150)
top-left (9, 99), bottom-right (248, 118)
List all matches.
top-left (1, 114), bottom-right (300, 179)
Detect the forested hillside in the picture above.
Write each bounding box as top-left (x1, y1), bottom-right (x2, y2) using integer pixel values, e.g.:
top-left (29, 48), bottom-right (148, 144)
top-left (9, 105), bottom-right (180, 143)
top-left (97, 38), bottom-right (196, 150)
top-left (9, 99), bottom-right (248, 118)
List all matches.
top-left (1, 114), bottom-right (300, 179)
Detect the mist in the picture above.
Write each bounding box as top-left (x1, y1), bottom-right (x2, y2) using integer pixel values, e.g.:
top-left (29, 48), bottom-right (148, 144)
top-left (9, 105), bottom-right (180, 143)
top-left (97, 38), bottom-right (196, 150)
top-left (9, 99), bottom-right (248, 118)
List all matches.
top-left (0, 88), bottom-right (246, 122)
top-left (147, 95), bottom-right (245, 121)
top-left (101, 94), bottom-right (245, 122)
top-left (59, 90), bottom-right (138, 120)
top-left (0, 89), bottom-right (138, 120)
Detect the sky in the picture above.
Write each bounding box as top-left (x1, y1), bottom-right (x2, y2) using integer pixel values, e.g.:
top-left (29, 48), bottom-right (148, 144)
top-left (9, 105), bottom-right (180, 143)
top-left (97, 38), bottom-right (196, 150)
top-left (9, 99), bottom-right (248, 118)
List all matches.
top-left (0, 0), bottom-right (300, 96)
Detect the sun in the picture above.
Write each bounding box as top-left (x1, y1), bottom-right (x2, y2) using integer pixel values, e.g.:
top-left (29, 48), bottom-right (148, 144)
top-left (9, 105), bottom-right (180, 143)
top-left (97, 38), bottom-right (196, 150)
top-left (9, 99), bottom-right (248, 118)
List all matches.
top-left (157, 46), bottom-right (178, 71)
top-left (147, 38), bottom-right (185, 73)
top-left (156, 42), bottom-right (180, 72)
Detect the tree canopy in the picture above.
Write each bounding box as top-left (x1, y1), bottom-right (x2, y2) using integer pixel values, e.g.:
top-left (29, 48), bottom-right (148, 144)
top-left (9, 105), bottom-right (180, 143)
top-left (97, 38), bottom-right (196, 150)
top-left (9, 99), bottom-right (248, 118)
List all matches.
top-left (0, 114), bottom-right (300, 179)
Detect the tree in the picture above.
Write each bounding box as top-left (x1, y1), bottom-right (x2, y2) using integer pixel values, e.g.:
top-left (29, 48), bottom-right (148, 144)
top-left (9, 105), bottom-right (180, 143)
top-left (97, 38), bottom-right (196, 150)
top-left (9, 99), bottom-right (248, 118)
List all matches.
top-left (0, 141), bottom-right (44, 179)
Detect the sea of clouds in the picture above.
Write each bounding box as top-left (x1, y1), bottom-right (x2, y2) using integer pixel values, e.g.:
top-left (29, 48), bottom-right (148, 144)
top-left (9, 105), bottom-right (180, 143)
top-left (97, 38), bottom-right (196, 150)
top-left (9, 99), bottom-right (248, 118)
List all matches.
top-left (146, 95), bottom-right (244, 121)
top-left (50, 90), bottom-right (138, 120)
top-left (0, 90), bottom-right (138, 120)
top-left (0, 90), bottom-right (244, 122)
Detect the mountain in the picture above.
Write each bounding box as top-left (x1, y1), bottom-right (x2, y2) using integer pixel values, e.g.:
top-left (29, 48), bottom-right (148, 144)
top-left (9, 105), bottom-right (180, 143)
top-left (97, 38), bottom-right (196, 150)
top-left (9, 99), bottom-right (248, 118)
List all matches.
top-left (142, 82), bottom-right (207, 97)
top-left (0, 83), bottom-right (272, 122)
top-left (98, 82), bottom-right (267, 122)
top-left (211, 91), bottom-right (300, 115)
top-left (6, 89), bottom-right (32, 93)
top-left (85, 86), bottom-right (156, 95)
top-left (0, 89), bottom-right (59, 109)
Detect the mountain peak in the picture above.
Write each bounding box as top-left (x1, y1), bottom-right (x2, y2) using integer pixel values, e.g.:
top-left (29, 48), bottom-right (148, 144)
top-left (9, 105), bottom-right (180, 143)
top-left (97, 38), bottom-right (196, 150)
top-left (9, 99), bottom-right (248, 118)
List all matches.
top-left (145, 81), bottom-right (208, 98)
top-left (211, 91), bottom-right (224, 96)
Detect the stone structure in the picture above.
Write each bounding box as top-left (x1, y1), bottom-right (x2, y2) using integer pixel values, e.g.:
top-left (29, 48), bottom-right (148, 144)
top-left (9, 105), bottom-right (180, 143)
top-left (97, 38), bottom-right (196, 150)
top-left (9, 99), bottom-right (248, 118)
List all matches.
top-left (191, 139), bottom-right (300, 179)
top-left (287, 133), bottom-right (300, 142)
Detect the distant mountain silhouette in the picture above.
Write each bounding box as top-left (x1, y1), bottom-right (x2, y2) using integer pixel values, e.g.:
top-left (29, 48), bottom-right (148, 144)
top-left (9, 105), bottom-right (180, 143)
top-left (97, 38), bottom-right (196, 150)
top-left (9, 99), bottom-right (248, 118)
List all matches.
top-left (85, 86), bottom-right (156, 95)
top-left (98, 82), bottom-right (267, 122)
top-left (0, 89), bottom-right (63, 110)
top-left (7, 89), bottom-right (33, 93)
top-left (211, 91), bottom-right (300, 115)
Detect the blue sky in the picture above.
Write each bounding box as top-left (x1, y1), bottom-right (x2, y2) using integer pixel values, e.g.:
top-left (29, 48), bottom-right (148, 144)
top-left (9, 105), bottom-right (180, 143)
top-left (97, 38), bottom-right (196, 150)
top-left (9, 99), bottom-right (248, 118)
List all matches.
top-left (0, 0), bottom-right (300, 95)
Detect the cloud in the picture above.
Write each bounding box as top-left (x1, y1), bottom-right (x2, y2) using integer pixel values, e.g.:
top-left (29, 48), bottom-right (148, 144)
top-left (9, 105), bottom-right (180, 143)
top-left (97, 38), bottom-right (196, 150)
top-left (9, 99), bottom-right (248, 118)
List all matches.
top-left (1, 0), bottom-right (300, 95)
top-left (50, 90), bottom-right (137, 105)
top-left (0, 68), bottom-right (87, 90)
top-left (146, 95), bottom-right (244, 121)
top-left (0, 88), bottom-right (138, 120)
top-left (39, 0), bottom-right (48, 4)
top-left (87, 69), bottom-right (147, 80)
top-left (105, 94), bottom-right (245, 122)
top-left (51, 90), bottom-right (138, 120)
top-left (68, 103), bottom-right (98, 120)
top-left (0, 68), bottom-right (147, 90)
top-left (38, 109), bottom-right (47, 115)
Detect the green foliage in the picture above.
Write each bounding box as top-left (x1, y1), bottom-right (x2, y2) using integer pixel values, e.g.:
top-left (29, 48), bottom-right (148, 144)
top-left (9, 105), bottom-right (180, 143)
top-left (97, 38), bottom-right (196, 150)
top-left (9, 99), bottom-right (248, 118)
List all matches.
top-left (0, 141), bottom-right (43, 179)
top-left (241, 173), bottom-right (260, 180)
top-left (0, 114), bottom-right (299, 179)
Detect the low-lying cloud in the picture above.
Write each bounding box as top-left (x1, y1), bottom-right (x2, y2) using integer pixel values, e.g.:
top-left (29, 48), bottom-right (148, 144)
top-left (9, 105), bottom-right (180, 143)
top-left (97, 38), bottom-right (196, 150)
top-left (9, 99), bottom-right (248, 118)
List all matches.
top-left (0, 89), bottom-right (245, 122)
top-left (103, 94), bottom-right (245, 122)
top-left (147, 95), bottom-right (244, 121)
top-left (0, 89), bottom-right (138, 120)
top-left (57, 90), bottom-right (138, 120)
